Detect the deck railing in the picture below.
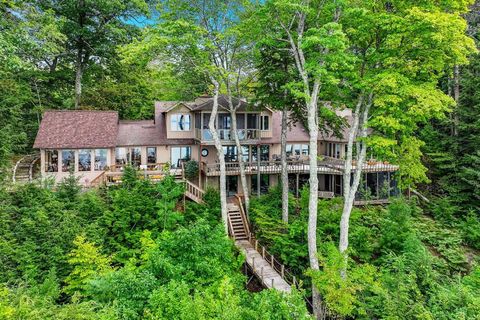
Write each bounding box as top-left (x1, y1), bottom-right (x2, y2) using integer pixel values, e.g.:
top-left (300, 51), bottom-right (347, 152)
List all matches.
top-left (247, 233), bottom-right (298, 288)
top-left (202, 158), bottom-right (399, 176)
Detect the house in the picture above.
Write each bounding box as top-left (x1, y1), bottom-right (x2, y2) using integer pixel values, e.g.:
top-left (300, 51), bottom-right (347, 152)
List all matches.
top-left (33, 95), bottom-right (399, 203)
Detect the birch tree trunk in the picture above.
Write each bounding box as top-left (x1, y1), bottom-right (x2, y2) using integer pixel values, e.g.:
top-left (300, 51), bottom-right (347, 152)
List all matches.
top-left (230, 109), bottom-right (250, 214)
top-left (339, 94), bottom-right (372, 277)
top-left (281, 107), bottom-right (289, 223)
top-left (209, 80), bottom-right (228, 234)
top-left (75, 52), bottom-right (83, 109)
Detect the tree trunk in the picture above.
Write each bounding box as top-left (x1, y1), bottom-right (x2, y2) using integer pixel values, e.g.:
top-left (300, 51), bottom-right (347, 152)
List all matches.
top-left (230, 109), bottom-right (250, 215)
top-left (307, 93), bottom-right (321, 318)
top-left (339, 94), bottom-right (372, 278)
top-left (281, 107), bottom-right (289, 223)
top-left (75, 0), bottom-right (85, 109)
top-left (209, 80), bottom-right (228, 234)
top-left (75, 49), bottom-right (83, 109)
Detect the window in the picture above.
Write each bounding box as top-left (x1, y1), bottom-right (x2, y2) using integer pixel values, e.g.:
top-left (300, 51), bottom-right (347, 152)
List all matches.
top-left (251, 174), bottom-right (270, 195)
top-left (116, 148), bottom-right (128, 165)
top-left (260, 115), bottom-right (269, 130)
top-left (62, 150), bottom-right (75, 172)
top-left (171, 146), bottom-right (191, 168)
top-left (286, 144), bottom-right (309, 157)
top-left (95, 149), bottom-right (107, 171)
top-left (171, 114), bottom-right (191, 131)
top-left (223, 146), bottom-right (237, 162)
top-left (326, 142), bottom-right (343, 159)
top-left (241, 146), bottom-right (250, 162)
top-left (247, 114), bottom-right (258, 129)
top-left (45, 150), bottom-right (58, 172)
top-left (147, 147), bottom-right (157, 164)
top-left (252, 145), bottom-right (269, 161)
top-left (130, 147), bottom-right (141, 167)
top-left (78, 149), bottom-right (91, 171)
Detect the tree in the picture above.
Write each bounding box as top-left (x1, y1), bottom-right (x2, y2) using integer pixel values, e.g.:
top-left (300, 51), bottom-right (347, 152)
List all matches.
top-left (35, 0), bottom-right (150, 108)
top-left (255, 1), bottom-right (350, 317)
top-left (337, 0), bottom-right (476, 277)
top-left (254, 40), bottom-right (299, 223)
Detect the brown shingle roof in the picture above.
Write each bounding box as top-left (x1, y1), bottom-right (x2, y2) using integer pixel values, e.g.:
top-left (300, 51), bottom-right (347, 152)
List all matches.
top-left (33, 110), bottom-right (119, 149)
top-left (116, 115), bottom-right (194, 146)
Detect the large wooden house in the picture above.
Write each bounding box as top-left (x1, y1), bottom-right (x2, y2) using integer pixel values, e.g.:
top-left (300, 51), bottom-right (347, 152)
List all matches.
top-left (33, 95), bottom-right (399, 203)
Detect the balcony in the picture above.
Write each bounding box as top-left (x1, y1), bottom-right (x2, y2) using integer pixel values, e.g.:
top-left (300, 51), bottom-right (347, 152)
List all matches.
top-left (201, 157), bottom-right (399, 177)
top-left (195, 128), bottom-right (260, 143)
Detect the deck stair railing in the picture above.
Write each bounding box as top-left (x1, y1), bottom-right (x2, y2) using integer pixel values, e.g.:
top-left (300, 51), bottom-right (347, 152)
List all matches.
top-left (184, 179), bottom-right (205, 204)
top-left (246, 232), bottom-right (299, 289)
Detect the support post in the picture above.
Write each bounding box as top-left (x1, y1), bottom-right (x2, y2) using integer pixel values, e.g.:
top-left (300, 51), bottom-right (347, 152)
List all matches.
top-left (271, 278), bottom-right (274, 288)
top-left (296, 173), bottom-right (299, 197)
top-left (281, 265), bottom-right (285, 278)
top-left (262, 246), bottom-right (265, 258)
top-left (252, 257), bottom-right (255, 273)
top-left (257, 144), bottom-right (261, 197)
top-left (255, 239), bottom-right (258, 251)
top-left (271, 255), bottom-right (274, 267)
top-left (261, 266), bottom-right (264, 281)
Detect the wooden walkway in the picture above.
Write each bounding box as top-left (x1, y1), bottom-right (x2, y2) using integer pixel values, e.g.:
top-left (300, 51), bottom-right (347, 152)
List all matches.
top-left (227, 198), bottom-right (292, 293)
top-left (236, 239), bottom-right (291, 293)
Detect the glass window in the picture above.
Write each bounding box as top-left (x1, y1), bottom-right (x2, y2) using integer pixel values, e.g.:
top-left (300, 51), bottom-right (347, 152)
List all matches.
top-left (147, 147), bottom-right (156, 164)
top-left (241, 146), bottom-right (250, 162)
top-left (171, 114), bottom-right (191, 131)
top-left (62, 150), bottom-right (75, 172)
top-left (260, 145), bottom-right (270, 161)
top-left (130, 147), bottom-right (141, 167)
top-left (247, 114), bottom-right (258, 129)
top-left (223, 146), bottom-right (237, 162)
top-left (251, 174), bottom-right (270, 195)
top-left (115, 147), bottom-right (127, 165)
top-left (45, 150), bottom-right (58, 172)
top-left (260, 115), bottom-right (269, 130)
top-left (78, 149), bottom-right (91, 171)
top-left (95, 149), bottom-right (107, 171)
top-left (302, 144), bottom-right (309, 155)
top-left (286, 144), bottom-right (293, 156)
top-left (171, 146), bottom-right (191, 168)
top-left (294, 144), bottom-right (301, 156)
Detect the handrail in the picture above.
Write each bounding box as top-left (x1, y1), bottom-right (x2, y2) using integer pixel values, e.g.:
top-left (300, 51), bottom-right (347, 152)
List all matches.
top-left (90, 171), bottom-right (106, 187)
top-left (235, 194), bottom-right (250, 234)
top-left (247, 232), bottom-right (297, 288)
top-left (202, 159), bottom-right (399, 175)
top-left (184, 179), bottom-right (205, 200)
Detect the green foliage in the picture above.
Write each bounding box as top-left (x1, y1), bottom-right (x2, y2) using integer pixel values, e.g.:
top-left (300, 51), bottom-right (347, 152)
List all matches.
top-left (183, 160), bottom-right (199, 180)
top-left (64, 236), bottom-right (112, 297)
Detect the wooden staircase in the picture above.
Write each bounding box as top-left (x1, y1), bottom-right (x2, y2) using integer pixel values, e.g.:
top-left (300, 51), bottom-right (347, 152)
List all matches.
top-left (13, 154), bottom-right (40, 183)
top-left (184, 180), bottom-right (205, 204)
top-left (227, 198), bottom-right (250, 241)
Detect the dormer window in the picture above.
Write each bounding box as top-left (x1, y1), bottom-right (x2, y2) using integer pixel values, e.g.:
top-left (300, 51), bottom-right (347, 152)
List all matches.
top-left (171, 114), bottom-right (191, 131)
top-left (260, 115), bottom-right (269, 131)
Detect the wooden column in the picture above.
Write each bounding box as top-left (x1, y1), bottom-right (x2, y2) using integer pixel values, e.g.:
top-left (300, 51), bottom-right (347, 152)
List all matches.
top-left (257, 144), bottom-right (260, 197)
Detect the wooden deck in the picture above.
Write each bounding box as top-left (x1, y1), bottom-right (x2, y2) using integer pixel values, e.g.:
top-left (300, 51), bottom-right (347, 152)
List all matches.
top-left (236, 239), bottom-right (291, 293)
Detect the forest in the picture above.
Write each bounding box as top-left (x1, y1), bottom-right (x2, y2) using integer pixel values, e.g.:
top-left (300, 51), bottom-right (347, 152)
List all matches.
top-left (1, 0), bottom-right (480, 319)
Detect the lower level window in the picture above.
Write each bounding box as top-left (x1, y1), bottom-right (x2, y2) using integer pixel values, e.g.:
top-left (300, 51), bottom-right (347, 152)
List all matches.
top-left (251, 174), bottom-right (270, 194)
top-left (62, 150), bottom-right (75, 172)
top-left (171, 146), bottom-right (191, 168)
top-left (78, 149), bottom-right (91, 171)
top-left (115, 148), bottom-right (127, 165)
